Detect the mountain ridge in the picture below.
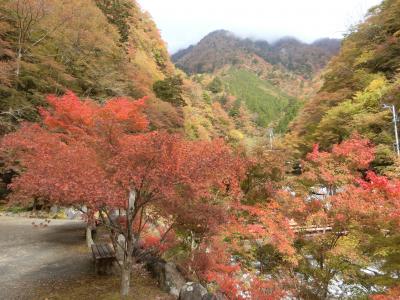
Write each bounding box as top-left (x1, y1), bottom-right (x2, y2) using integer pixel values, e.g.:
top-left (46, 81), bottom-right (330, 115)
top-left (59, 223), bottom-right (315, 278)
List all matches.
top-left (172, 30), bottom-right (341, 78)
top-left (171, 30), bottom-right (340, 131)
top-left (173, 30), bottom-right (340, 55)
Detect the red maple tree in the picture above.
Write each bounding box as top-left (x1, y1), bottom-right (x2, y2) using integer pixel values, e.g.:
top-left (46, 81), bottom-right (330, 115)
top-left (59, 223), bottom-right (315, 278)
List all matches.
top-left (300, 134), bottom-right (375, 196)
top-left (289, 136), bottom-right (400, 298)
top-left (0, 92), bottom-right (244, 296)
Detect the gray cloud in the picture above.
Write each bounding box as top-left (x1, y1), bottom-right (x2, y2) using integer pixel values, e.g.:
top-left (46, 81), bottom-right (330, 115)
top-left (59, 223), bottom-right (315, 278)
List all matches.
top-left (138, 0), bottom-right (382, 53)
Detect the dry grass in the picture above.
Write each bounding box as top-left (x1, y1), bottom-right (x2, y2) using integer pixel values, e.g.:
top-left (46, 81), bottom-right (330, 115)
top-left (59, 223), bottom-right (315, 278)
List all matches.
top-left (35, 265), bottom-right (174, 300)
top-left (35, 226), bottom-right (174, 299)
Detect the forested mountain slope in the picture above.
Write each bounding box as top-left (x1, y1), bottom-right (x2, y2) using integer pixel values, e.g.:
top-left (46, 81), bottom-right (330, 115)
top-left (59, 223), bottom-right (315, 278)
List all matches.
top-left (0, 0), bottom-right (263, 145)
top-left (3, 1), bottom-right (400, 299)
top-left (172, 30), bottom-right (340, 132)
top-left (0, 0), bottom-right (183, 134)
top-left (173, 30), bottom-right (340, 79)
top-left (288, 0), bottom-right (400, 173)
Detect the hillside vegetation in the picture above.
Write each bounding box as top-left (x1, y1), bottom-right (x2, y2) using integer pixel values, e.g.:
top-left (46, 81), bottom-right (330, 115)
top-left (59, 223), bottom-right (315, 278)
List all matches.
top-left (0, 0), bottom-right (268, 190)
top-left (220, 68), bottom-right (301, 132)
top-left (0, 0), bottom-right (183, 134)
top-left (172, 30), bottom-right (339, 132)
top-left (288, 0), bottom-right (400, 173)
top-left (0, 0), bottom-right (260, 143)
top-left (173, 30), bottom-right (340, 79)
top-left (2, 1), bottom-right (400, 299)
top-left (0, 0), bottom-right (267, 201)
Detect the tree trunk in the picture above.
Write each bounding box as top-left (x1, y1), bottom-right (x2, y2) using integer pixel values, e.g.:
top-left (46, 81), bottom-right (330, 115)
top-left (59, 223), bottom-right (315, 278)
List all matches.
top-left (16, 46), bottom-right (22, 78)
top-left (116, 234), bottom-right (126, 263)
top-left (120, 232), bottom-right (134, 297)
top-left (32, 198), bottom-right (37, 215)
top-left (120, 188), bottom-right (136, 297)
top-left (120, 255), bottom-right (133, 297)
top-left (86, 224), bottom-right (94, 249)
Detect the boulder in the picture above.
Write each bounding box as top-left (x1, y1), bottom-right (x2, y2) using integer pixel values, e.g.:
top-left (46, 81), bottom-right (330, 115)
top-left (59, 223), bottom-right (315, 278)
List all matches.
top-left (145, 258), bottom-right (186, 297)
top-left (179, 282), bottom-right (208, 300)
top-left (164, 262), bottom-right (186, 297)
top-left (50, 205), bottom-right (59, 214)
top-left (65, 207), bottom-right (83, 219)
top-left (145, 256), bottom-right (166, 277)
top-left (202, 292), bottom-right (228, 300)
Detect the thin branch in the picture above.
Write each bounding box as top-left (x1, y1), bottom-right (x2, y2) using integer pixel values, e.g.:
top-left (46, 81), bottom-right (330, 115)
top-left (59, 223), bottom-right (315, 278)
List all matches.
top-left (159, 223), bottom-right (175, 243)
top-left (139, 216), bottom-right (148, 235)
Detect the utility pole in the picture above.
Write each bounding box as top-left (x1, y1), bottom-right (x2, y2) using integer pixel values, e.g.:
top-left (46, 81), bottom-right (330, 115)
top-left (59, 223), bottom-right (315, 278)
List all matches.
top-left (383, 104), bottom-right (400, 156)
top-left (267, 127), bottom-right (274, 150)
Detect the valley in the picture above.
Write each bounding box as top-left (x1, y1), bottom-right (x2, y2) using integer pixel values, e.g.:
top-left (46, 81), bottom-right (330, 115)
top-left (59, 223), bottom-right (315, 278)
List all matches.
top-left (1, 0), bottom-right (400, 299)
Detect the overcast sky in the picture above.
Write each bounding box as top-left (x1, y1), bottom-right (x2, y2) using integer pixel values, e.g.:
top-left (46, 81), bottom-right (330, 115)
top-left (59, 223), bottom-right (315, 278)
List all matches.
top-left (137, 0), bottom-right (383, 53)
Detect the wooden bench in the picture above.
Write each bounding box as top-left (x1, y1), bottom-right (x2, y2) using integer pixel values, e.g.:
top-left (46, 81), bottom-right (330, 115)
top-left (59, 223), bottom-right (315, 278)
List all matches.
top-left (91, 243), bottom-right (116, 275)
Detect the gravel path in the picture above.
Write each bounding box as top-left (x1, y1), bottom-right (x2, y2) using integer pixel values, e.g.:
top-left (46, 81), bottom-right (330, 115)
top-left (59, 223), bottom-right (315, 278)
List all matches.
top-left (0, 216), bottom-right (92, 299)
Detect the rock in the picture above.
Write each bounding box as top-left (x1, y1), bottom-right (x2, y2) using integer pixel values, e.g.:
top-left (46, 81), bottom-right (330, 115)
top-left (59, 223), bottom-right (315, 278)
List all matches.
top-left (251, 260), bottom-right (261, 269)
top-left (202, 292), bottom-right (228, 300)
top-left (145, 258), bottom-right (186, 297)
top-left (49, 205), bottom-right (59, 214)
top-left (65, 207), bottom-right (83, 219)
top-left (179, 282), bottom-right (207, 300)
top-left (145, 257), bottom-right (167, 280)
top-left (255, 238), bottom-right (264, 246)
top-left (164, 262), bottom-right (186, 297)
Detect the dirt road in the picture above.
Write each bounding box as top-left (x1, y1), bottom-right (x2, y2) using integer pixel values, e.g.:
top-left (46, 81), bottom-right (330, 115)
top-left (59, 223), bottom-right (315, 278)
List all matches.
top-left (0, 216), bottom-right (91, 299)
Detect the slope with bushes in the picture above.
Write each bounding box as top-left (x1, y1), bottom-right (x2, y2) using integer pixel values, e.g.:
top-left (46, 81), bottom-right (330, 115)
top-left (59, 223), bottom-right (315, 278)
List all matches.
top-left (220, 68), bottom-right (301, 132)
top-left (172, 30), bottom-right (340, 80)
top-left (172, 30), bottom-right (339, 131)
top-left (2, 1), bottom-right (400, 299)
top-left (288, 0), bottom-right (400, 172)
top-left (0, 0), bottom-right (265, 203)
top-left (0, 0), bottom-right (181, 134)
top-left (0, 0), bottom-right (261, 143)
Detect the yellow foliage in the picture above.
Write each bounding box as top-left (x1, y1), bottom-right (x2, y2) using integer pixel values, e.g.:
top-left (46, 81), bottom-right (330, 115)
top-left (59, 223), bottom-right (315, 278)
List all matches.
top-left (366, 76), bottom-right (387, 92)
top-left (331, 234), bottom-right (369, 266)
top-left (229, 129), bottom-right (244, 141)
top-left (133, 49), bottom-right (164, 81)
top-left (354, 50), bottom-right (376, 66)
